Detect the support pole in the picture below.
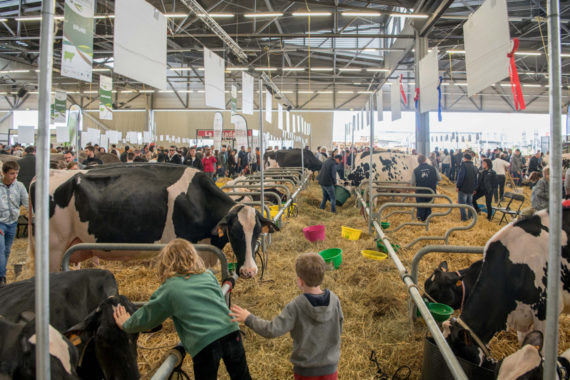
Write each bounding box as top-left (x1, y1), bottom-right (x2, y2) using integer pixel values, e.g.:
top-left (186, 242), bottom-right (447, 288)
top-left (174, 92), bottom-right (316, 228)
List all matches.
top-left (259, 79), bottom-right (264, 213)
top-left (368, 96), bottom-right (374, 233)
top-left (351, 119), bottom-right (355, 172)
top-left (544, 1), bottom-right (562, 379)
top-left (414, 33), bottom-right (430, 155)
top-left (301, 137), bottom-right (304, 174)
top-left (36, 0), bottom-right (55, 378)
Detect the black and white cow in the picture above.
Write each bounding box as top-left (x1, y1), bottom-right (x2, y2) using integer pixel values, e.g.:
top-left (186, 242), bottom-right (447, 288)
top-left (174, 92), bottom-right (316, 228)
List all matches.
top-left (0, 269), bottom-right (140, 380)
top-left (424, 260), bottom-right (483, 310)
top-left (264, 148), bottom-right (322, 171)
top-left (0, 313), bottom-right (79, 380)
top-left (344, 151), bottom-right (417, 188)
top-left (497, 331), bottom-right (570, 380)
top-left (30, 163), bottom-right (278, 277)
top-left (443, 207), bottom-right (570, 365)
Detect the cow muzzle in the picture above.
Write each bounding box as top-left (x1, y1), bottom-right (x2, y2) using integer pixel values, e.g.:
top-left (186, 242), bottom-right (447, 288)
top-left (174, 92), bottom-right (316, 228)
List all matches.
top-left (239, 265), bottom-right (257, 278)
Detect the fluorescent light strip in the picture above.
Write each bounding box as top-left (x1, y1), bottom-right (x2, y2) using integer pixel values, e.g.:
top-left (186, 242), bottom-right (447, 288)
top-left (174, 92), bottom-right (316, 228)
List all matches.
top-left (283, 67), bottom-right (304, 71)
top-left (338, 68), bottom-right (362, 72)
top-left (227, 67), bottom-right (248, 71)
top-left (562, 53), bottom-right (570, 58)
top-left (292, 12), bottom-right (331, 16)
top-left (523, 84), bottom-right (542, 87)
top-left (254, 67), bottom-right (278, 71)
top-left (317, 91), bottom-right (333, 94)
top-left (515, 51), bottom-right (542, 56)
top-left (281, 90), bottom-right (294, 94)
top-left (197, 13), bottom-right (234, 18)
top-left (94, 14), bottom-right (115, 19)
top-left (0, 69), bottom-right (30, 73)
top-left (244, 12), bottom-right (283, 18)
top-left (92, 68), bottom-right (110, 72)
top-left (390, 13), bottom-right (428, 18)
top-left (0, 18), bottom-right (7, 22)
top-left (357, 91), bottom-right (374, 94)
top-left (298, 91), bottom-right (314, 94)
top-left (139, 90), bottom-right (155, 93)
top-left (310, 67), bottom-right (333, 71)
top-left (447, 50), bottom-right (466, 54)
top-left (338, 90), bottom-right (355, 94)
top-left (341, 11), bottom-right (381, 17)
top-left (366, 68), bottom-right (390, 72)
top-left (16, 16), bottom-right (64, 21)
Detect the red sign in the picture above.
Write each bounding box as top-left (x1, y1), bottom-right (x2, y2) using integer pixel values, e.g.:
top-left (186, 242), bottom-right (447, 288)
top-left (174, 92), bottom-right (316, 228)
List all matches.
top-left (197, 130), bottom-right (252, 138)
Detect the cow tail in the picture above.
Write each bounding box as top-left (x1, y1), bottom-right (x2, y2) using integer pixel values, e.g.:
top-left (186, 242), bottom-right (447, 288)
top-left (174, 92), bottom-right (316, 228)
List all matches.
top-left (26, 187), bottom-right (35, 269)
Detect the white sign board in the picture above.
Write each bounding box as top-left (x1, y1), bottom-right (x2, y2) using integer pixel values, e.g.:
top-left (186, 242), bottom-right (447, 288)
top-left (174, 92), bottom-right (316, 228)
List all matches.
top-left (277, 103), bottom-right (283, 130)
top-left (390, 80), bottom-right (401, 121)
top-left (265, 89), bottom-right (272, 123)
top-left (419, 48), bottom-right (440, 113)
top-left (114, 0), bottom-right (167, 90)
top-left (286, 111), bottom-right (290, 132)
top-left (376, 90), bottom-right (383, 121)
top-left (242, 72), bottom-right (254, 115)
top-left (204, 47), bottom-right (225, 110)
top-left (464, 0), bottom-right (510, 97)
top-left (56, 126), bottom-right (70, 143)
top-left (213, 112), bottom-right (223, 150)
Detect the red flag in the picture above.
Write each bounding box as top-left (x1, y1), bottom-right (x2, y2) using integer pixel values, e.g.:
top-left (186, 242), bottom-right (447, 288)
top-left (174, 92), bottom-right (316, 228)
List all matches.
top-left (399, 74), bottom-right (407, 104)
top-left (507, 38), bottom-right (526, 111)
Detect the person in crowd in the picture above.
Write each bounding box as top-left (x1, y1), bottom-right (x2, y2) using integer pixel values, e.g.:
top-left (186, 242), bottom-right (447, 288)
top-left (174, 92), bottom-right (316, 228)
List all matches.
top-left (453, 149), bottom-right (463, 181)
top-left (565, 165), bottom-right (570, 199)
top-left (185, 147), bottom-right (204, 170)
top-left (120, 146), bottom-right (130, 162)
top-left (448, 149), bottom-right (455, 180)
top-left (114, 239), bottom-right (251, 380)
top-left (411, 154), bottom-right (440, 221)
top-left (202, 149), bottom-right (217, 179)
top-left (133, 153), bottom-right (147, 162)
top-left (228, 149), bottom-right (237, 177)
top-left (82, 146), bottom-right (103, 166)
top-left (472, 159), bottom-right (496, 221)
top-left (317, 147), bottom-right (328, 163)
top-left (248, 147), bottom-right (257, 172)
top-left (237, 146), bottom-right (247, 172)
top-left (0, 161), bottom-right (28, 286)
top-left (510, 149), bottom-right (523, 186)
top-left (255, 147), bottom-right (261, 173)
top-left (456, 153), bottom-right (478, 222)
top-left (528, 151), bottom-right (542, 175)
top-left (230, 252), bottom-right (343, 380)
top-left (126, 152), bottom-right (135, 163)
top-left (441, 149), bottom-right (451, 178)
top-left (492, 153), bottom-right (510, 202)
top-left (110, 144), bottom-right (120, 159)
top-left (217, 146), bottom-right (227, 177)
top-left (167, 146), bottom-right (182, 164)
top-left (66, 161), bottom-right (79, 170)
top-left (16, 146), bottom-right (35, 191)
top-left (531, 166), bottom-right (550, 211)
top-left (317, 155), bottom-right (341, 213)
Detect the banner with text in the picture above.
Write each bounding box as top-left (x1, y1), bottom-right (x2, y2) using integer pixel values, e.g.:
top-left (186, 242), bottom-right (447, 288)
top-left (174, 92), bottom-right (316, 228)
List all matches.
top-left (61, 0), bottom-right (94, 82)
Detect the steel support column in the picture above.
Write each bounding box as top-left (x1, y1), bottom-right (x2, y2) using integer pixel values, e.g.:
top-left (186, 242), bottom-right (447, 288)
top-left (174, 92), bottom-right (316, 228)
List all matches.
top-left (414, 33), bottom-right (430, 155)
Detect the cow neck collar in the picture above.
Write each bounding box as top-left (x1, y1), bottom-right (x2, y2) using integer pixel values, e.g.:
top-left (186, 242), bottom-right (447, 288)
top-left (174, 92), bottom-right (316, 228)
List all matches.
top-left (456, 271), bottom-right (466, 313)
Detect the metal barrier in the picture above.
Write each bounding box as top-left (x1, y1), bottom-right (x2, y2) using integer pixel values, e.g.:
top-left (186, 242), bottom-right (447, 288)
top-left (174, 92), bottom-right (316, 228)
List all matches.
top-left (222, 184), bottom-right (291, 204)
top-left (233, 177), bottom-right (298, 188)
top-left (241, 201), bottom-right (271, 219)
top-left (356, 184), bottom-right (435, 209)
top-left (375, 203), bottom-right (478, 249)
top-left (271, 174), bottom-right (309, 223)
top-left (408, 245), bottom-right (484, 323)
top-left (355, 190), bottom-right (468, 380)
top-left (222, 191), bottom-right (283, 208)
top-left (247, 173), bottom-right (302, 184)
top-left (370, 194), bottom-right (453, 232)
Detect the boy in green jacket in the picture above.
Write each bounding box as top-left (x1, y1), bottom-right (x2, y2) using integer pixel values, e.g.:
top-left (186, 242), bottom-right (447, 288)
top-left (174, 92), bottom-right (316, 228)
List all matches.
top-left (230, 252), bottom-right (343, 380)
top-left (114, 238), bottom-right (251, 380)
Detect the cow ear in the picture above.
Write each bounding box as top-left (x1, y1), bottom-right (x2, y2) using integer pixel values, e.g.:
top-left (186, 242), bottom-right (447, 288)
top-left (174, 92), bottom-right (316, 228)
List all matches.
top-left (64, 306), bottom-right (101, 337)
top-left (213, 214), bottom-right (233, 237)
top-left (522, 331), bottom-right (543, 351)
top-left (439, 261), bottom-right (449, 272)
top-left (257, 211), bottom-right (279, 232)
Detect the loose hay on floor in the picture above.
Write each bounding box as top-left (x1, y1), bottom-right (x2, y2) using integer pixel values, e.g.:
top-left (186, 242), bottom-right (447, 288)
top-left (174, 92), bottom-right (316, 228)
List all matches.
top-left (5, 180), bottom-right (568, 380)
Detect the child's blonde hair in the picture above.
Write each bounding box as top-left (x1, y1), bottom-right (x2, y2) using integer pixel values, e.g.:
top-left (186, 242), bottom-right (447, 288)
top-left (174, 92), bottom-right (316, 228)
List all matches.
top-left (155, 238), bottom-right (206, 282)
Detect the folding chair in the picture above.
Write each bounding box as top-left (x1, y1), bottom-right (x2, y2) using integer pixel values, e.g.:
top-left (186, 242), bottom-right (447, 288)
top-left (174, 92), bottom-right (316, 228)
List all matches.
top-left (491, 192), bottom-right (525, 225)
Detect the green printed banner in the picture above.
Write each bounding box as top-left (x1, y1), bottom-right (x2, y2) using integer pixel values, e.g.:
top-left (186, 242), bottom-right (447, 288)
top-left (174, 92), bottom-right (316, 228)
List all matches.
top-left (61, 0), bottom-right (94, 82)
top-left (99, 75), bottom-right (113, 120)
top-left (52, 91), bottom-right (67, 123)
top-left (67, 105), bottom-right (82, 149)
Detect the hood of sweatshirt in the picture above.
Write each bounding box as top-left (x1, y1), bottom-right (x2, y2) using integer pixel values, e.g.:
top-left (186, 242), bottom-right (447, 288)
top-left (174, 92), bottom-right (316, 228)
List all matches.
top-left (296, 291), bottom-right (338, 323)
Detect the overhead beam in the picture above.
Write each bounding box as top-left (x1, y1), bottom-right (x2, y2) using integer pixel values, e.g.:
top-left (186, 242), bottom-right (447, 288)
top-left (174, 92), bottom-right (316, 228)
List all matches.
top-left (419, 0), bottom-right (456, 37)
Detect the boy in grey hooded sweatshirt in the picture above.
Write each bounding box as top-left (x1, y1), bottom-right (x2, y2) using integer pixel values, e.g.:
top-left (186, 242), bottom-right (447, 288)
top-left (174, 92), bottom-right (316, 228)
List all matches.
top-left (230, 252), bottom-right (343, 379)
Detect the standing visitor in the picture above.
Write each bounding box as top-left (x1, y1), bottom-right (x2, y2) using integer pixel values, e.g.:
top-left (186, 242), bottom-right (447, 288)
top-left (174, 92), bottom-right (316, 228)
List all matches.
top-left (472, 159), bottom-right (496, 221)
top-left (492, 154), bottom-right (510, 202)
top-left (411, 155), bottom-right (439, 221)
top-left (456, 153), bottom-right (478, 221)
top-left (317, 155), bottom-right (341, 213)
top-left (202, 149), bottom-right (217, 179)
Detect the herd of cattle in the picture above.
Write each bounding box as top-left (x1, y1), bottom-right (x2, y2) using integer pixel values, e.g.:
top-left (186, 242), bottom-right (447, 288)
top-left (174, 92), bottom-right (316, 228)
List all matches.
top-left (1, 148), bottom-right (569, 379)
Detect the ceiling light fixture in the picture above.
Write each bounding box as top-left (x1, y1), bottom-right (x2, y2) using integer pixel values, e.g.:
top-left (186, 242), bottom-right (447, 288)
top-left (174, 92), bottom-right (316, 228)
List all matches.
top-left (282, 67), bottom-right (304, 71)
top-left (244, 12), bottom-right (283, 18)
top-left (292, 12), bottom-right (331, 16)
top-left (366, 68), bottom-right (390, 72)
top-left (254, 67), bottom-right (278, 71)
top-left (341, 11), bottom-right (381, 17)
top-left (338, 68), bottom-right (362, 71)
top-left (310, 67), bottom-right (333, 71)
top-left (197, 13), bottom-right (234, 18)
top-left (227, 67), bottom-right (248, 71)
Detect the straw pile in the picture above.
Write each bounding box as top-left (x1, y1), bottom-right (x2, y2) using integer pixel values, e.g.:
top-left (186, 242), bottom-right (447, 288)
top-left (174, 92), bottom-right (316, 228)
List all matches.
top-left (5, 179), bottom-right (569, 379)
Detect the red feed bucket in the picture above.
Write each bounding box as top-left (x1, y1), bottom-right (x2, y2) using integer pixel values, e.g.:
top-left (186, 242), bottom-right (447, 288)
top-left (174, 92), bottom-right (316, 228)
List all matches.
top-left (303, 225), bottom-right (326, 242)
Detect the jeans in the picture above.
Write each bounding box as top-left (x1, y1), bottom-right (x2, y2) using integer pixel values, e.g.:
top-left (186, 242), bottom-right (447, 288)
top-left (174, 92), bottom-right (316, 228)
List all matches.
top-left (0, 221), bottom-right (17, 278)
top-left (416, 197), bottom-right (432, 221)
top-left (511, 171), bottom-right (521, 186)
top-left (458, 191), bottom-right (474, 221)
top-left (192, 331), bottom-right (251, 380)
top-left (494, 175), bottom-right (506, 202)
top-left (441, 164), bottom-right (450, 178)
top-left (473, 190), bottom-right (493, 220)
top-left (320, 185), bottom-right (336, 213)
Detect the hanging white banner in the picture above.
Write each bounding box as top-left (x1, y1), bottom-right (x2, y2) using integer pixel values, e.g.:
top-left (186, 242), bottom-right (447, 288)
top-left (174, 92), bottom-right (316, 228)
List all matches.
top-left (277, 103), bottom-right (283, 130)
top-left (390, 80), bottom-right (401, 121)
top-left (99, 75), bottom-right (113, 120)
top-left (376, 90), bottom-right (383, 122)
top-left (286, 111), bottom-right (290, 132)
top-left (213, 111), bottom-right (223, 150)
top-left (265, 89), bottom-right (272, 123)
top-left (204, 47), bottom-right (225, 110)
top-left (232, 114), bottom-right (248, 148)
top-left (242, 72), bottom-right (254, 115)
top-left (419, 48), bottom-right (440, 113)
top-left (56, 126), bottom-right (70, 143)
top-left (61, 0), bottom-right (94, 82)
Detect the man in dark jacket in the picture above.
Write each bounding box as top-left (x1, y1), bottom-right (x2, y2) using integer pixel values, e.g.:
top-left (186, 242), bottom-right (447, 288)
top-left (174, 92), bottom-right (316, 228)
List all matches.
top-left (166, 146), bottom-right (182, 164)
top-left (317, 155), bottom-right (341, 213)
top-left (411, 155), bottom-right (440, 221)
top-left (120, 146), bottom-right (130, 162)
top-left (528, 151), bottom-right (542, 174)
top-left (16, 146), bottom-right (35, 191)
top-left (185, 147), bottom-right (203, 170)
top-left (456, 152), bottom-right (478, 221)
top-left (472, 158), bottom-right (496, 221)
top-left (453, 149), bottom-right (463, 181)
top-left (82, 146), bottom-right (103, 166)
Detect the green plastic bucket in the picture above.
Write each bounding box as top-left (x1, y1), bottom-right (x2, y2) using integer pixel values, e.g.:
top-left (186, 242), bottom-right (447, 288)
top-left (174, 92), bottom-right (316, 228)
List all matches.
top-left (417, 302), bottom-right (454, 322)
top-left (377, 241), bottom-right (400, 253)
top-left (334, 185), bottom-right (351, 206)
top-left (318, 248), bottom-right (343, 270)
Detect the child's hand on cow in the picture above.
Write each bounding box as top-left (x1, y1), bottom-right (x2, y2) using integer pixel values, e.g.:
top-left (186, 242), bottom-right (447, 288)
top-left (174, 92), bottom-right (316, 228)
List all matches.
top-left (113, 304), bottom-right (131, 329)
top-left (229, 305), bottom-right (250, 323)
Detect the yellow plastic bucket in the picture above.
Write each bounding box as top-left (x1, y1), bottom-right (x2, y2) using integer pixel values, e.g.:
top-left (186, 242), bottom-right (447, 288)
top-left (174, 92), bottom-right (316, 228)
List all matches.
top-left (341, 226), bottom-right (362, 240)
top-left (361, 250), bottom-right (388, 261)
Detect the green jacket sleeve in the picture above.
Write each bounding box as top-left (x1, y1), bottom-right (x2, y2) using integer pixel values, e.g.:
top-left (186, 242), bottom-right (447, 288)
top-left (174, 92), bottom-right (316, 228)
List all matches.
top-left (122, 284), bottom-right (171, 333)
top-left (244, 300), bottom-right (297, 338)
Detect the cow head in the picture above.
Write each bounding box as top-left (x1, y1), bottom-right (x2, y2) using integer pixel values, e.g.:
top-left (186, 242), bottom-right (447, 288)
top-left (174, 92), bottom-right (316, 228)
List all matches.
top-left (497, 331), bottom-right (544, 380)
top-left (65, 295), bottom-right (139, 380)
top-left (424, 261), bottom-right (463, 310)
top-left (442, 319), bottom-right (495, 368)
top-left (216, 205), bottom-right (279, 278)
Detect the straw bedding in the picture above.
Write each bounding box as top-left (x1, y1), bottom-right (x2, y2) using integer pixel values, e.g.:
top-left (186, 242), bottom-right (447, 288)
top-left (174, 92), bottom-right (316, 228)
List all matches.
top-left (6, 179), bottom-right (570, 379)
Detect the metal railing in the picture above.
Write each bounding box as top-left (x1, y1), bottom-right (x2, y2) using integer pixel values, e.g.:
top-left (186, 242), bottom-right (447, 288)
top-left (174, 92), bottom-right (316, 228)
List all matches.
top-left (408, 245), bottom-right (485, 322)
top-left (355, 190), bottom-right (468, 380)
top-left (375, 203), bottom-right (477, 249)
top-left (222, 184), bottom-right (291, 203)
